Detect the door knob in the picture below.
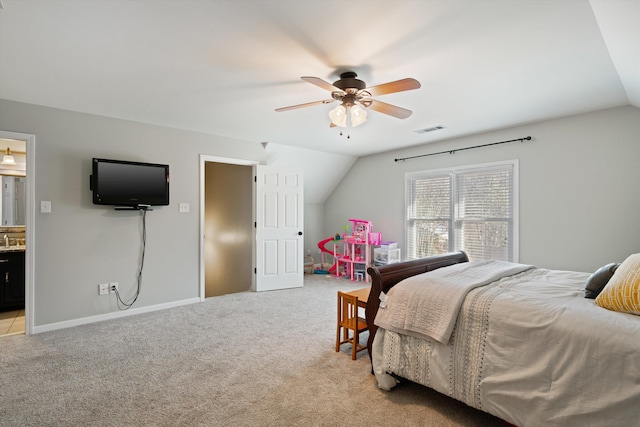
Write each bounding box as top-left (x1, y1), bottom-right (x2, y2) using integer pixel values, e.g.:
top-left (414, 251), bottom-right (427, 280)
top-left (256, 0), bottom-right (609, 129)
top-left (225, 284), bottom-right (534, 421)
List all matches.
top-left (298, 231), bottom-right (303, 235)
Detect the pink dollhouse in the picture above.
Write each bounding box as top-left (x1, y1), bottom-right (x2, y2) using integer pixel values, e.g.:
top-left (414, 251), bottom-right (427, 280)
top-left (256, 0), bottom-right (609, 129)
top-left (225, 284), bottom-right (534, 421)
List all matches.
top-left (333, 219), bottom-right (381, 282)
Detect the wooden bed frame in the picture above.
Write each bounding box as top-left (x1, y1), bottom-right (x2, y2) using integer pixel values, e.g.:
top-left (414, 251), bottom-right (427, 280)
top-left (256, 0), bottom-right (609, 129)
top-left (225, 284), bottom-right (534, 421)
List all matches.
top-left (364, 251), bottom-right (469, 357)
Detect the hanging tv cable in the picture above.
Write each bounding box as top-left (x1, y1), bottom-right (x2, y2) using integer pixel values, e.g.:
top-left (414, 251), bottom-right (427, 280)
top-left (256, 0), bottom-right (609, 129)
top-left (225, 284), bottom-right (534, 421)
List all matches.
top-left (113, 207), bottom-right (147, 309)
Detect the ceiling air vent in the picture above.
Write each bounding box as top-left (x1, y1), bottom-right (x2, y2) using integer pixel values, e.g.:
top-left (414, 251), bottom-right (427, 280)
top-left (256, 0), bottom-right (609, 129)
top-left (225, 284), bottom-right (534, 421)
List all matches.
top-left (415, 125), bottom-right (445, 134)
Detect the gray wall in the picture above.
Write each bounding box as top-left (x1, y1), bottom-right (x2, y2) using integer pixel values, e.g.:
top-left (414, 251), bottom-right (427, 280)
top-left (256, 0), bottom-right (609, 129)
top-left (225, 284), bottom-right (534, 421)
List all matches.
top-left (324, 105), bottom-right (640, 273)
top-left (0, 99), bottom-right (327, 328)
top-left (303, 202), bottom-right (325, 266)
top-left (3, 97), bottom-right (638, 329)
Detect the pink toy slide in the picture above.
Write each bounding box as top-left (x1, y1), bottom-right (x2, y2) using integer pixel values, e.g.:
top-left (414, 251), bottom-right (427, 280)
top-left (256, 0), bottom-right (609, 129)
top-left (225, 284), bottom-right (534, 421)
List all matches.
top-left (316, 237), bottom-right (337, 273)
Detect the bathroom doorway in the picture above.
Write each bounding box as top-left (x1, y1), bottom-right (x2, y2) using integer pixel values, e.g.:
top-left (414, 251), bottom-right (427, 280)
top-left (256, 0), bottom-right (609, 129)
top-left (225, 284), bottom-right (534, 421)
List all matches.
top-left (0, 131), bottom-right (34, 337)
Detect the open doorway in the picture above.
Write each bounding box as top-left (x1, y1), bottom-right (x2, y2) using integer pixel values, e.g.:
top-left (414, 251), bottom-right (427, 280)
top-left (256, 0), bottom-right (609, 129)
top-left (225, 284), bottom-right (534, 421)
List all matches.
top-left (0, 131), bottom-right (34, 337)
top-left (199, 156), bottom-right (305, 299)
top-left (200, 155), bottom-right (257, 299)
top-left (203, 161), bottom-right (253, 297)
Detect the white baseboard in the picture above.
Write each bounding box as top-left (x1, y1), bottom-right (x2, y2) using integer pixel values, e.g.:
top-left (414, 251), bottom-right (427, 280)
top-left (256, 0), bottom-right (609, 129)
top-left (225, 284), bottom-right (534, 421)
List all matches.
top-left (32, 297), bottom-right (201, 334)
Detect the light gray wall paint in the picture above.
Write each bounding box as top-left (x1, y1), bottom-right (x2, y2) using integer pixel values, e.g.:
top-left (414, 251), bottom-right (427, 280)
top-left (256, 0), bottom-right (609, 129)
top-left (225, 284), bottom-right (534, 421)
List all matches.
top-left (3, 97), bottom-right (637, 328)
top-left (0, 99), bottom-right (345, 328)
top-left (324, 106), bottom-right (640, 273)
top-left (1, 99), bottom-right (333, 328)
top-left (262, 142), bottom-right (356, 204)
top-left (303, 203), bottom-right (324, 266)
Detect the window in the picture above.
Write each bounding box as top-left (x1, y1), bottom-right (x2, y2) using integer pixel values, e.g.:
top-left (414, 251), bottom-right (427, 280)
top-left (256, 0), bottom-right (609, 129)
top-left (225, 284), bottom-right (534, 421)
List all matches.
top-left (406, 161), bottom-right (518, 262)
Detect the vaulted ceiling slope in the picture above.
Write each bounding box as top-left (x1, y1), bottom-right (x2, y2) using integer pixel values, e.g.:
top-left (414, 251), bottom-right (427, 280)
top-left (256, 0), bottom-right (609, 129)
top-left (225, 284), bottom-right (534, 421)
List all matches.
top-left (0, 0), bottom-right (637, 157)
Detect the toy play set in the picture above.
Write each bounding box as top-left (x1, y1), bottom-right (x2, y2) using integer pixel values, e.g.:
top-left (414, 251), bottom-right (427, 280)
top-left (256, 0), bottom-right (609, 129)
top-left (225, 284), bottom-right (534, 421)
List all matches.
top-left (316, 218), bottom-right (382, 282)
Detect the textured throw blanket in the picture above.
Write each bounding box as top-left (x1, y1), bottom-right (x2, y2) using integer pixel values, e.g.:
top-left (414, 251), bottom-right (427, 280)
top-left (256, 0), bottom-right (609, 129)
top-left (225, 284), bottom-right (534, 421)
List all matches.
top-left (374, 260), bottom-right (533, 344)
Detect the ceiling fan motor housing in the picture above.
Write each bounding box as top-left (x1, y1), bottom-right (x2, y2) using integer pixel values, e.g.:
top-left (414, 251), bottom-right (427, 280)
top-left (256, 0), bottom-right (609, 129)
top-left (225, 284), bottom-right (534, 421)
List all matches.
top-left (333, 71), bottom-right (366, 91)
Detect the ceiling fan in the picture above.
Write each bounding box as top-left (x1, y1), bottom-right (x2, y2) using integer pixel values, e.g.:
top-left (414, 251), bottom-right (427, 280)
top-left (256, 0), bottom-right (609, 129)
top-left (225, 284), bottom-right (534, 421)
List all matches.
top-left (275, 71), bottom-right (421, 128)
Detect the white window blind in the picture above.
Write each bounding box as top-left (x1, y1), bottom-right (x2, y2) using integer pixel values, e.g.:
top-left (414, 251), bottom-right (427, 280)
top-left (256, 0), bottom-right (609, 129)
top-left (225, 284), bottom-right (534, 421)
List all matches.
top-left (406, 173), bottom-right (452, 259)
top-left (406, 161), bottom-right (517, 262)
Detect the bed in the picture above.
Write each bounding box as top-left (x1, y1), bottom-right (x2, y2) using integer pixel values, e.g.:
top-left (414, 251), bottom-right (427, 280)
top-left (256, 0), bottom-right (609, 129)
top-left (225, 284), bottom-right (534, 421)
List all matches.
top-left (365, 251), bottom-right (640, 427)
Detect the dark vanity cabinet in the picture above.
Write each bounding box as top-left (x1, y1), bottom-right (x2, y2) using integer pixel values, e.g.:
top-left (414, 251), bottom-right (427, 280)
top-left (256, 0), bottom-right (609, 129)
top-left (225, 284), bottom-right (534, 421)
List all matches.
top-left (0, 251), bottom-right (25, 311)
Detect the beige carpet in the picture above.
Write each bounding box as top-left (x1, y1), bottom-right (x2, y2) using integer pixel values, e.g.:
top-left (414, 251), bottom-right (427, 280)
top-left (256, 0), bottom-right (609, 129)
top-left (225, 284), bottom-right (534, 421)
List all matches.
top-left (0, 274), bottom-right (504, 426)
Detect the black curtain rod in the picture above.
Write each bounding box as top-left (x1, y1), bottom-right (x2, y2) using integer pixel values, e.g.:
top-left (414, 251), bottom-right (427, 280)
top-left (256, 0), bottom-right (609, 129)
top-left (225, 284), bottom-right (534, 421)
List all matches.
top-left (394, 136), bottom-right (532, 162)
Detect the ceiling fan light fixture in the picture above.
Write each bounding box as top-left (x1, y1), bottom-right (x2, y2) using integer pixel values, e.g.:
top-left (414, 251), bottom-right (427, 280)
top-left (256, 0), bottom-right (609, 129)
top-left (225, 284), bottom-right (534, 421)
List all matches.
top-left (350, 105), bottom-right (367, 127)
top-left (328, 104), bottom-right (347, 127)
top-left (278, 72), bottom-right (420, 128)
top-left (329, 103), bottom-right (368, 128)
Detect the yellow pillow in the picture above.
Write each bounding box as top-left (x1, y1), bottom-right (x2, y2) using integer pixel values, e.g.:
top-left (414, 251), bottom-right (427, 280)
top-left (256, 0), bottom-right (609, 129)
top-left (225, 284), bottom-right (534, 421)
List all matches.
top-left (595, 253), bottom-right (640, 315)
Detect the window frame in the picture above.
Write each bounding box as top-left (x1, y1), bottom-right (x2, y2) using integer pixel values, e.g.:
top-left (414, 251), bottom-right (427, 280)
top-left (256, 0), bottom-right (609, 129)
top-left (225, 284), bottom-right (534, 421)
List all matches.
top-left (405, 160), bottom-right (519, 262)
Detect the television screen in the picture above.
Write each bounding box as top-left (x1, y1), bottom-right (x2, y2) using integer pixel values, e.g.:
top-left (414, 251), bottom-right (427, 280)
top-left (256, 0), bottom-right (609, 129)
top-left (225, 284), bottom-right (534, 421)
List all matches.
top-left (91, 158), bottom-right (169, 207)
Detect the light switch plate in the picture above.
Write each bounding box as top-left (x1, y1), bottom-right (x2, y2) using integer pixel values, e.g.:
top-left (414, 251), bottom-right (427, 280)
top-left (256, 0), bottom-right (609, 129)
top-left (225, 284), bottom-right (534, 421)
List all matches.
top-left (179, 202), bottom-right (190, 213)
top-left (41, 200), bottom-right (52, 213)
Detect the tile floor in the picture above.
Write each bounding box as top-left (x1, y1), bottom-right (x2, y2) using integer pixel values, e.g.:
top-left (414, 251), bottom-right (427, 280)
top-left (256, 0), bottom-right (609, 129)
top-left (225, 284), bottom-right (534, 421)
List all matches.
top-left (0, 309), bottom-right (25, 336)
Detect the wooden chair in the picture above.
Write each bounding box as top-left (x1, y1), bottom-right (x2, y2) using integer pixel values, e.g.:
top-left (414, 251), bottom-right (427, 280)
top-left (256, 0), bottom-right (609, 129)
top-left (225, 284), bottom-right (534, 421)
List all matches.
top-left (336, 291), bottom-right (369, 360)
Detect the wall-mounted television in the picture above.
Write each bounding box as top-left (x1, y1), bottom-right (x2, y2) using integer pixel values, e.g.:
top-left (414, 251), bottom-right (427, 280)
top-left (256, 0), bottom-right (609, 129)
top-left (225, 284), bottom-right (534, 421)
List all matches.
top-left (91, 158), bottom-right (170, 209)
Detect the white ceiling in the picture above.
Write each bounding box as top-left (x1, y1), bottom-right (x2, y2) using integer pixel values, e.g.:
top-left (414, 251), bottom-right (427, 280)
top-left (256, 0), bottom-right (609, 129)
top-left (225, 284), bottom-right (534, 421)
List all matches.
top-left (0, 0), bottom-right (638, 158)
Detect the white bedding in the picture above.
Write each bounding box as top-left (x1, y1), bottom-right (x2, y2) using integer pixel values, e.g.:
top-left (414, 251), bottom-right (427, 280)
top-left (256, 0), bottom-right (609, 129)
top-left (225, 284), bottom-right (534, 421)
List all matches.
top-left (374, 260), bottom-right (533, 344)
top-left (372, 268), bottom-right (640, 427)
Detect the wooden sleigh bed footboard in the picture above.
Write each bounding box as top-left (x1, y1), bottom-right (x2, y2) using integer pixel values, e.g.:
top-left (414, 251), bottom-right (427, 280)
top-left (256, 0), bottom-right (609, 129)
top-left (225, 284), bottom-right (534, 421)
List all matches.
top-left (364, 251), bottom-right (469, 357)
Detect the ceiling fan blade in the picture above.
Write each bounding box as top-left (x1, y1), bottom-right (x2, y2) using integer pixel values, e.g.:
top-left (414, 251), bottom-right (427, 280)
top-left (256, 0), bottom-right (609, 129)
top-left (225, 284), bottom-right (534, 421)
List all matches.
top-left (365, 78), bottom-right (421, 96)
top-left (301, 76), bottom-right (344, 93)
top-left (275, 99), bottom-right (335, 112)
top-left (366, 99), bottom-right (413, 119)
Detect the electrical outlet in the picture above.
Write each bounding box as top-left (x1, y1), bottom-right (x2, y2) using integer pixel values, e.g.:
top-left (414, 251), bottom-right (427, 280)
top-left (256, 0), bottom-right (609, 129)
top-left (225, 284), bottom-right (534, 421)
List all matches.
top-left (98, 283), bottom-right (109, 296)
top-left (109, 282), bottom-right (119, 293)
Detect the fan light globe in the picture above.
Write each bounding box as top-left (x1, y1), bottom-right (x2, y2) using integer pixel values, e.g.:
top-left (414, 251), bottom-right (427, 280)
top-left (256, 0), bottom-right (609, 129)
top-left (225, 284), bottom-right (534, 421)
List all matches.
top-left (329, 104), bottom-right (368, 128)
top-left (350, 105), bottom-right (367, 127)
top-left (1, 148), bottom-right (16, 166)
top-left (329, 104), bottom-right (347, 127)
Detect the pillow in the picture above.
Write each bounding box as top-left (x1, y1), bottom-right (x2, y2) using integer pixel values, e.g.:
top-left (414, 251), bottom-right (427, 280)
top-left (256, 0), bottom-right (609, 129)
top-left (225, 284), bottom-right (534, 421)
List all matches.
top-left (595, 253), bottom-right (640, 315)
top-left (584, 262), bottom-right (620, 299)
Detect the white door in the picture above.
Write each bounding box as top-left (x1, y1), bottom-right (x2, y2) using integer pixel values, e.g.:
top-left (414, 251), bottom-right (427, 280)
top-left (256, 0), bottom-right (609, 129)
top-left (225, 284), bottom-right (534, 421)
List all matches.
top-left (255, 165), bottom-right (304, 291)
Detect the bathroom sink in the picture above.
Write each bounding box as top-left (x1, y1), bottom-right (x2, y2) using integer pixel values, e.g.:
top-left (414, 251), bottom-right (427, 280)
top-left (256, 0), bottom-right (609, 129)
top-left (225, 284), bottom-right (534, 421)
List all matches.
top-left (0, 245), bottom-right (26, 252)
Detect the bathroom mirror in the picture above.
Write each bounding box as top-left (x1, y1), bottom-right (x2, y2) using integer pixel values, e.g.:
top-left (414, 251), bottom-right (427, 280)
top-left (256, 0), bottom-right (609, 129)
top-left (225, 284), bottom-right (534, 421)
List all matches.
top-left (1, 176), bottom-right (26, 226)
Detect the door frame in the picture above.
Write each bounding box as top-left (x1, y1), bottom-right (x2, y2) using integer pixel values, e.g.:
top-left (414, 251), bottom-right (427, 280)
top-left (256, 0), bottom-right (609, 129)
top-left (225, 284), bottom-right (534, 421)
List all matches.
top-left (199, 154), bottom-right (258, 300)
top-left (0, 130), bottom-right (35, 335)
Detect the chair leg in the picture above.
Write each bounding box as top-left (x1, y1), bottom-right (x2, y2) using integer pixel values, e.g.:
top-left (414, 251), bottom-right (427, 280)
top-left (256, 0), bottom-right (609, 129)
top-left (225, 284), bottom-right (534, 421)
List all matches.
top-left (351, 328), bottom-right (359, 360)
top-left (336, 293), bottom-right (341, 352)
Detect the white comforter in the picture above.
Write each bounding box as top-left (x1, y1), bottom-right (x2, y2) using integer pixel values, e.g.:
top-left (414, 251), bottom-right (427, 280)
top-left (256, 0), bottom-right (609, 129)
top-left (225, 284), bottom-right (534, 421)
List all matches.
top-left (372, 268), bottom-right (640, 427)
top-left (374, 260), bottom-right (533, 344)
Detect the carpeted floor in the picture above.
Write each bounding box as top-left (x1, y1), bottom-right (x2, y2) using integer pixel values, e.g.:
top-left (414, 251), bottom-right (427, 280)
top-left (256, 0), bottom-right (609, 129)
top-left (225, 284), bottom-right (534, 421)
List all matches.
top-left (0, 275), bottom-right (505, 426)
